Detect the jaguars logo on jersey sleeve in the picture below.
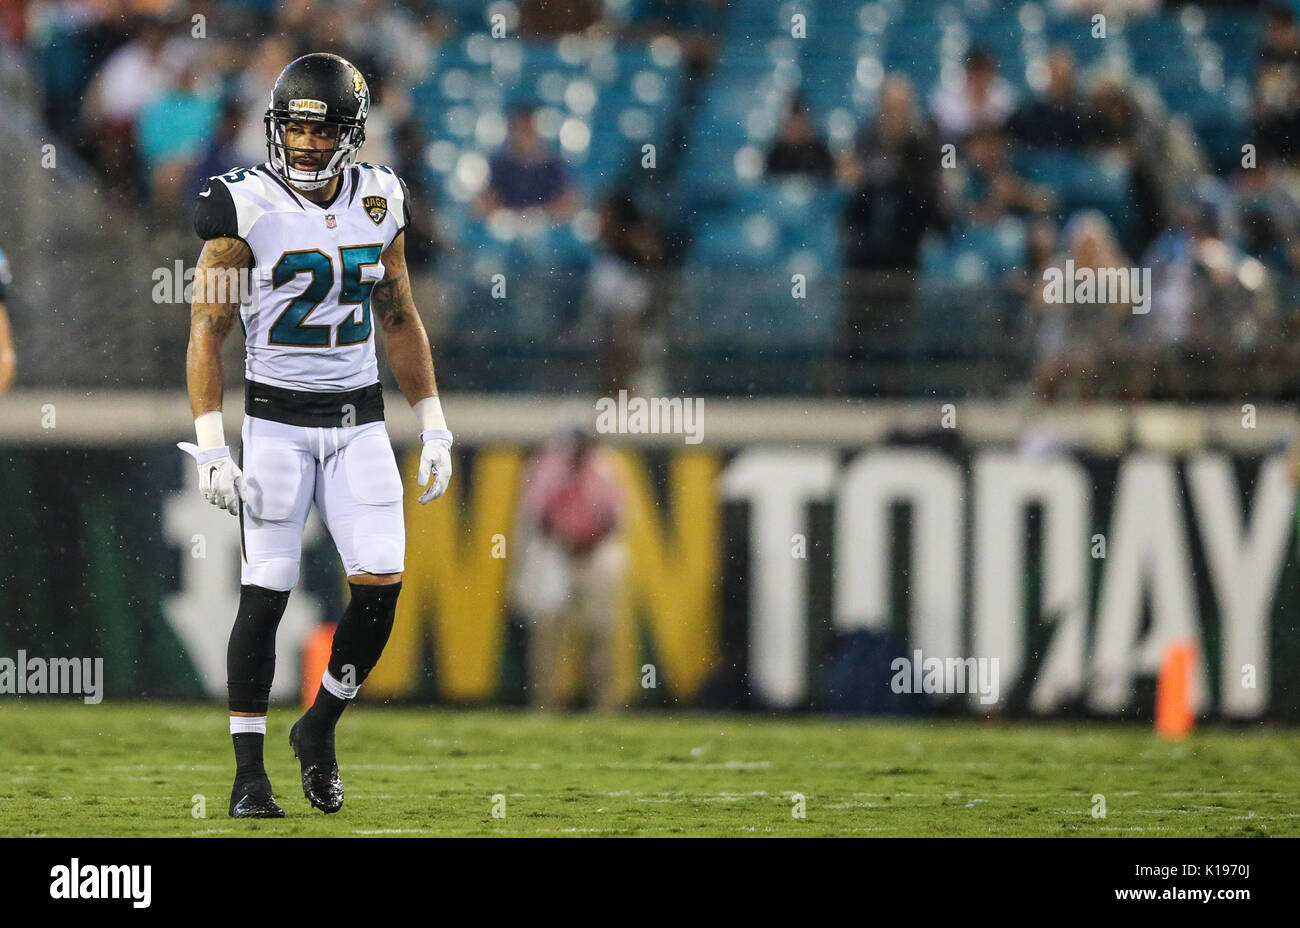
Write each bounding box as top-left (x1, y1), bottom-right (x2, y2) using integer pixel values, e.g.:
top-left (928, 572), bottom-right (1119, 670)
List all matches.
top-left (363, 196), bottom-right (387, 225)
top-left (354, 163), bottom-right (410, 243)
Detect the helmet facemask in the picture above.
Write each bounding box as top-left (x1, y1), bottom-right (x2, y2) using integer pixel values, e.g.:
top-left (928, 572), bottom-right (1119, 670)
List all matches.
top-left (264, 111), bottom-right (366, 191)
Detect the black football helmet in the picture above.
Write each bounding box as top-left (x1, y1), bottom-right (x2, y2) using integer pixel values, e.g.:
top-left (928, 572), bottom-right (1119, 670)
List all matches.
top-left (264, 53), bottom-right (369, 191)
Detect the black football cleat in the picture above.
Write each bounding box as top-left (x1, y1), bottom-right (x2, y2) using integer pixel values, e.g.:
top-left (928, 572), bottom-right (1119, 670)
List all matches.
top-left (289, 717), bottom-right (344, 814)
top-left (228, 774), bottom-right (286, 818)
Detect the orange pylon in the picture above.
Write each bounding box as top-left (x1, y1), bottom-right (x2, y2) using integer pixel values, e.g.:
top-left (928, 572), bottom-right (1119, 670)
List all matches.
top-left (1155, 642), bottom-right (1196, 739)
top-left (302, 623), bottom-right (337, 708)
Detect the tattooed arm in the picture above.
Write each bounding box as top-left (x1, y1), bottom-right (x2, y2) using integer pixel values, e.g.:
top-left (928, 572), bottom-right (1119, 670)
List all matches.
top-left (185, 236), bottom-right (250, 418)
top-left (374, 231), bottom-right (440, 405)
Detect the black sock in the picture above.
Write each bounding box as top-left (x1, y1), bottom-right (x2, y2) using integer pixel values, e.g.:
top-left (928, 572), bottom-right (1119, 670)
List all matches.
top-left (328, 581), bottom-right (402, 686)
top-left (304, 686), bottom-right (349, 730)
top-left (303, 582), bottom-right (401, 732)
top-left (232, 732), bottom-right (266, 780)
top-left (227, 584), bottom-right (291, 715)
top-left (227, 585), bottom-right (290, 782)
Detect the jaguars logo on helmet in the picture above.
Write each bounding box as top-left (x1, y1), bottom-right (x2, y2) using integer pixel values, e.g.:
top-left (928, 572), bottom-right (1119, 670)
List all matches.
top-left (264, 53), bottom-right (370, 191)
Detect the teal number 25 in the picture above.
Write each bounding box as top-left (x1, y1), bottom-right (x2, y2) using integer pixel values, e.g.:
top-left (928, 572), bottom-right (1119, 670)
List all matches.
top-left (269, 245), bottom-right (383, 347)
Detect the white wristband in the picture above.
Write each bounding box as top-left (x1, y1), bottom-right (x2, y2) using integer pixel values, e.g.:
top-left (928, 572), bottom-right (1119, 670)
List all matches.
top-left (194, 411), bottom-right (225, 451)
top-left (413, 395), bottom-right (446, 433)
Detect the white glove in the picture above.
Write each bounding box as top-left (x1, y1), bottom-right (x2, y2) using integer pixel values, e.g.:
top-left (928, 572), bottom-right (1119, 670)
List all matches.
top-left (417, 429), bottom-right (453, 504)
top-left (177, 442), bottom-right (244, 515)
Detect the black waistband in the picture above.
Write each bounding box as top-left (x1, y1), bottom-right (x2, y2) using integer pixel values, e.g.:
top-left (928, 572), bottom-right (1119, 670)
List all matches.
top-left (245, 380), bottom-right (385, 427)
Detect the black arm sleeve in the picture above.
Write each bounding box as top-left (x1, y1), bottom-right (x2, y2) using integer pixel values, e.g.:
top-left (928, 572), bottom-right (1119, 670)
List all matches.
top-left (194, 178), bottom-right (239, 240)
top-left (398, 175), bottom-right (412, 233)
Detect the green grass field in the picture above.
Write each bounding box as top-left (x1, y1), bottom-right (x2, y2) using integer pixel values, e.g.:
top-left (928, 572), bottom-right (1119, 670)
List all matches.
top-left (0, 702), bottom-right (1296, 836)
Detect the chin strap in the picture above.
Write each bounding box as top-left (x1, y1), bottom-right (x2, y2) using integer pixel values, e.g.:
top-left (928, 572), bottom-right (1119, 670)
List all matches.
top-left (286, 174), bottom-right (334, 191)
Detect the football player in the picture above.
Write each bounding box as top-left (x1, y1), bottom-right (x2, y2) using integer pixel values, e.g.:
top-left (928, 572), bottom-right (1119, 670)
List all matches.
top-left (0, 248), bottom-right (14, 397)
top-left (181, 53), bottom-right (453, 817)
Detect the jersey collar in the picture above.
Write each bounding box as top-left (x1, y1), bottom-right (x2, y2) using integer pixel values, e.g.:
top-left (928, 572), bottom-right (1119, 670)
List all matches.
top-left (259, 162), bottom-right (350, 212)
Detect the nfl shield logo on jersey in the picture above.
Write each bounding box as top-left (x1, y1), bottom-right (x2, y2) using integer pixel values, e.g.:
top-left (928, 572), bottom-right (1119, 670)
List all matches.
top-left (363, 196), bottom-right (388, 225)
top-left (325, 213), bottom-right (337, 229)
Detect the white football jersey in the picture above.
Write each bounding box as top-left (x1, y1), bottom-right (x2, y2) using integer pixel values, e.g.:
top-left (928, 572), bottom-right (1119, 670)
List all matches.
top-left (195, 161), bottom-right (410, 392)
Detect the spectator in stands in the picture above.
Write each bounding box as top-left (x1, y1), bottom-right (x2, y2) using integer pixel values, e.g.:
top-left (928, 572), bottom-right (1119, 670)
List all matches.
top-left (1051, 0), bottom-right (1157, 15)
top-left (344, 0), bottom-right (448, 87)
top-left (765, 97), bottom-right (834, 181)
top-left (839, 75), bottom-right (946, 350)
top-left (1083, 72), bottom-right (1200, 258)
top-left (1139, 196), bottom-right (1218, 351)
top-left (1012, 215), bottom-right (1059, 309)
top-left (617, 0), bottom-right (722, 76)
top-left (392, 116), bottom-right (439, 263)
top-left (930, 46), bottom-right (1016, 141)
top-left (1254, 4), bottom-right (1300, 164)
top-left (580, 194), bottom-right (664, 392)
top-left (189, 97), bottom-right (247, 200)
top-left (80, 13), bottom-right (189, 202)
top-left (1143, 192), bottom-right (1278, 398)
top-left (947, 127), bottom-right (1054, 224)
top-left (277, 0), bottom-right (358, 56)
top-left (25, 0), bottom-right (170, 137)
top-left (1138, 193), bottom-right (1272, 364)
top-left (1028, 210), bottom-right (1134, 399)
top-left (840, 76), bottom-right (944, 270)
top-left (1085, 74), bottom-right (1140, 154)
top-left (391, 113), bottom-right (443, 338)
top-left (512, 417), bottom-right (627, 713)
top-left (0, 1), bottom-right (31, 45)
top-left (231, 35), bottom-right (297, 166)
top-left (1225, 154), bottom-right (1300, 274)
top-left (520, 0), bottom-right (604, 38)
top-left (136, 59), bottom-right (221, 218)
top-left (1009, 47), bottom-right (1088, 149)
top-left (479, 106), bottom-right (578, 220)
top-left (1260, 0), bottom-right (1300, 69)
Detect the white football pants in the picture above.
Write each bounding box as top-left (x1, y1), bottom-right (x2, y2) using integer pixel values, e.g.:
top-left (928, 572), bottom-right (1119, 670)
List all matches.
top-left (238, 416), bottom-right (405, 591)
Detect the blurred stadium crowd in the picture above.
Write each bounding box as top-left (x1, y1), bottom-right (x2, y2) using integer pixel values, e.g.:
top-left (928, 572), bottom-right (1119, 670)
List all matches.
top-left (4, 0), bottom-right (1300, 399)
